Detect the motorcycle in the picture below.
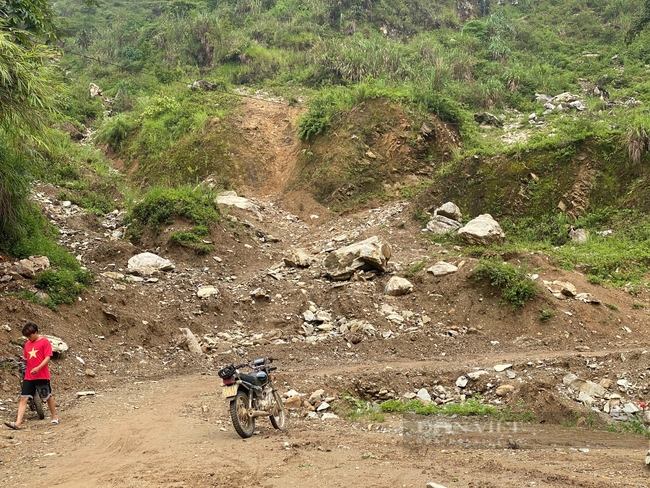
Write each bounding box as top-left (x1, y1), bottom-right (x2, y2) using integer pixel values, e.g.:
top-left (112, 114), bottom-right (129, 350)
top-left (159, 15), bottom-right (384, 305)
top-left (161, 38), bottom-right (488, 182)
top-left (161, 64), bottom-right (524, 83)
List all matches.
top-left (218, 357), bottom-right (287, 438)
top-left (0, 358), bottom-right (45, 420)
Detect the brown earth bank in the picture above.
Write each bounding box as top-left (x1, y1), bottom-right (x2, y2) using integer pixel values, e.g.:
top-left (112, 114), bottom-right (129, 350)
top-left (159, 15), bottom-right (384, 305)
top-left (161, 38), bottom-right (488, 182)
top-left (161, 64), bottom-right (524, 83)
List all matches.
top-left (2, 98), bottom-right (650, 487)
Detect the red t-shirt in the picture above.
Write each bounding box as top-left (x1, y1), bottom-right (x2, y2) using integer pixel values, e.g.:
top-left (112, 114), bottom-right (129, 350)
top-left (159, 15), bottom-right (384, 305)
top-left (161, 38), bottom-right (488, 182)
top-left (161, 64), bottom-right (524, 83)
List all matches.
top-left (24, 337), bottom-right (53, 381)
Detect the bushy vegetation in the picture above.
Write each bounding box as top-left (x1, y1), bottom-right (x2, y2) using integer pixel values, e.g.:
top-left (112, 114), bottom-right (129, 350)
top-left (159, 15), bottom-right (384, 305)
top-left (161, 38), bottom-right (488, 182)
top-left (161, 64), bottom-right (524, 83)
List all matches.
top-left (124, 185), bottom-right (221, 243)
top-left (472, 257), bottom-right (538, 307)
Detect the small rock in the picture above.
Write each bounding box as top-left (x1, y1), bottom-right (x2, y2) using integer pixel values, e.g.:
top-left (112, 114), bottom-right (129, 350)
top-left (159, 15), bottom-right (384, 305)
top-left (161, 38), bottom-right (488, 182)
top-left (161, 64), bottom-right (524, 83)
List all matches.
top-left (285, 395), bottom-right (303, 410)
top-left (384, 276), bottom-right (414, 296)
top-left (197, 286), bottom-right (219, 299)
top-left (494, 364), bottom-right (512, 372)
top-left (84, 369), bottom-right (96, 377)
top-left (316, 402), bottom-right (330, 412)
top-left (467, 371), bottom-right (489, 380)
top-left (321, 412), bottom-right (339, 420)
top-left (495, 385), bottom-right (515, 396)
top-left (416, 388), bottom-right (431, 402)
top-left (309, 389), bottom-right (325, 404)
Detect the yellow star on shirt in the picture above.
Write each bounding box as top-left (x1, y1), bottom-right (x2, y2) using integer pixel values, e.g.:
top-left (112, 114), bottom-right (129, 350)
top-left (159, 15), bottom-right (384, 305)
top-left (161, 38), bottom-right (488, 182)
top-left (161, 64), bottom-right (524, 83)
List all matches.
top-left (28, 348), bottom-right (38, 359)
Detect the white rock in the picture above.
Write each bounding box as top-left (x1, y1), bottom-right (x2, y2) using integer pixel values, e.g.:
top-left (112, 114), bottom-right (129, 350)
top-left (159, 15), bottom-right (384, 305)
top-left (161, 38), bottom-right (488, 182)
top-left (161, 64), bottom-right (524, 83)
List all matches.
top-left (494, 364), bottom-right (512, 372)
top-left (458, 214), bottom-right (505, 246)
top-left (309, 389), bottom-right (325, 403)
top-left (216, 192), bottom-right (263, 220)
top-left (426, 215), bottom-right (462, 234)
top-left (416, 388), bottom-right (431, 402)
top-left (384, 276), bottom-right (413, 296)
top-left (578, 391), bottom-right (595, 406)
top-left (623, 402), bottom-right (640, 414)
top-left (456, 376), bottom-right (468, 388)
top-left (434, 202), bottom-right (462, 221)
top-left (321, 412), bottom-right (339, 420)
top-left (316, 402), bottom-right (330, 412)
top-left (127, 252), bottom-right (174, 276)
top-left (178, 328), bottom-right (203, 355)
top-left (197, 286), bottom-right (219, 298)
top-left (427, 261), bottom-right (458, 276)
top-left (323, 236), bottom-right (391, 281)
top-left (43, 335), bottom-right (68, 355)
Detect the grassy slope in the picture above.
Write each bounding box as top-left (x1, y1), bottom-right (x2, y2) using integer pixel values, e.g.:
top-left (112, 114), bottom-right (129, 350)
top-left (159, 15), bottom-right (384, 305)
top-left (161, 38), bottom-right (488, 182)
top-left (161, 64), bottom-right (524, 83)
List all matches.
top-left (42, 0), bottom-right (650, 290)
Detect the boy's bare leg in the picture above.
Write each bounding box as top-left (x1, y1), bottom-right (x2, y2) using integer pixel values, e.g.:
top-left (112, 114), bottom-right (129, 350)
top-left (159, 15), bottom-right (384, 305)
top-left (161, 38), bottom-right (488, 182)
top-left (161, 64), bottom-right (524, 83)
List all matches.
top-left (47, 396), bottom-right (58, 422)
top-left (14, 397), bottom-right (29, 427)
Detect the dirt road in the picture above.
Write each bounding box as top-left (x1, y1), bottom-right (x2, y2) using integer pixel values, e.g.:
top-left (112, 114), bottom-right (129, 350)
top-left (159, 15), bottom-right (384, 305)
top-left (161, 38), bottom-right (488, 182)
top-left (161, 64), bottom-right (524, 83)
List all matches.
top-left (2, 370), bottom-right (649, 488)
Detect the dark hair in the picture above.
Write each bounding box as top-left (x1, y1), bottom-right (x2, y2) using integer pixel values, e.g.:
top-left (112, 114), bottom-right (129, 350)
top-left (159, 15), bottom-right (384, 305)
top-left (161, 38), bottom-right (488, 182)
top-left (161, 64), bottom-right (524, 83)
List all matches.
top-left (22, 322), bottom-right (39, 337)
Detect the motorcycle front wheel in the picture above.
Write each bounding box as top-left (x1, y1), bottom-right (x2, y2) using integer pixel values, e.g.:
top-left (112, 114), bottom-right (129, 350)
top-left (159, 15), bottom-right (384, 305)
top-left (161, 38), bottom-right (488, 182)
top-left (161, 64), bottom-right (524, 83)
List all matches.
top-left (230, 390), bottom-right (255, 438)
top-left (269, 390), bottom-right (287, 430)
top-left (32, 394), bottom-right (45, 420)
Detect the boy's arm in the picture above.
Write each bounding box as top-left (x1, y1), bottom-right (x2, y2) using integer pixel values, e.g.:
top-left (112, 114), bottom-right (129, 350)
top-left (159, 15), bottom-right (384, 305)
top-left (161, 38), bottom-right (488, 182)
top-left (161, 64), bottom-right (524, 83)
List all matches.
top-left (30, 356), bottom-right (50, 376)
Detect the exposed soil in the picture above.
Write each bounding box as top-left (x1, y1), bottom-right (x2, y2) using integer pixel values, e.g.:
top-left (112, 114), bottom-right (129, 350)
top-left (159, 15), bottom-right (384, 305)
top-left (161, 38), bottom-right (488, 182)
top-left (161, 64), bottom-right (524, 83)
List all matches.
top-left (1, 97), bottom-right (650, 487)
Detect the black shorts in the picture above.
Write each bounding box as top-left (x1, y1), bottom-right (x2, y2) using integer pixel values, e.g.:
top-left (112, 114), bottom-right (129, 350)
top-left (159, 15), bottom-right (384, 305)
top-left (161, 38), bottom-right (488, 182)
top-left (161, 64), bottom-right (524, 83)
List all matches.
top-left (21, 379), bottom-right (52, 401)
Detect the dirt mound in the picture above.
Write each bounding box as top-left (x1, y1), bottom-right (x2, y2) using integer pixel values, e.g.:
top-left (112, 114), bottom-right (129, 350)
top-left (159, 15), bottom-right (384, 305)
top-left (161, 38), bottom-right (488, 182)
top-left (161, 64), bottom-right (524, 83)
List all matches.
top-left (290, 99), bottom-right (461, 211)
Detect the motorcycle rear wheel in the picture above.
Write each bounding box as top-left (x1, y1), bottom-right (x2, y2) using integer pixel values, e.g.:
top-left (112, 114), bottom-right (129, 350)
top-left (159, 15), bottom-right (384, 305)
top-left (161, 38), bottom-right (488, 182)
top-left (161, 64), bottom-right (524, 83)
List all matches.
top-left (32, 394), bottom-right (45, 420)
top-left (269, 390), bottom-right (287, 430)
top-left (230, 390), bottom-right (255, 438)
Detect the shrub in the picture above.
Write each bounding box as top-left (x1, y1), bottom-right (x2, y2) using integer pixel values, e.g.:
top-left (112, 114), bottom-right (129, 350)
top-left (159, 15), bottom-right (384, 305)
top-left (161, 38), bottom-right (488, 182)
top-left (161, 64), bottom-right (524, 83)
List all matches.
top-left (125, 185), bottom-right (220, 241)
top-left (473, 257), bottom-right (538, 307)
top-left (625, 117), bottom-right (650, 165)
top-left (36, 268), bottom-right (93, 307)
top-left (96, 114), bottom-right (137, 150)
top-left (169, 225), bottom-right (214, 254)
top-left (539, 308), bottom-right (556, 321)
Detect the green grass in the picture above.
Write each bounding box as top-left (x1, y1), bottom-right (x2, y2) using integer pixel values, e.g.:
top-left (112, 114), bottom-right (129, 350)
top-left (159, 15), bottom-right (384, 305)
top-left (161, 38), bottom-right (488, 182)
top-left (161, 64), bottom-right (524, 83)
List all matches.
top-left (124, 185), bottom-right (221, 242)
top-left (605, 419), bottom-right (650, 438)
top-left (333, 393), bottom-right (386, 422)
top-left (472, 257), bottom-right (539, 308)
top-left (169, 226), bottom-right (214, 255)
top-left (406, 260), bottom-right (427, 276)
top-left (539, 308), bottom-right (556, 322)
top-left (379, 397), bottom-right (535, 422)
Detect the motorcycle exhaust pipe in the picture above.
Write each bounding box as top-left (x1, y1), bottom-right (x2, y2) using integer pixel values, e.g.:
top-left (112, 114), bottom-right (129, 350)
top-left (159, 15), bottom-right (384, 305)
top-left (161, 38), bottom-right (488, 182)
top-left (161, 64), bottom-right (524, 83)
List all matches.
top-left (247, 410), bottom-right (270, 418)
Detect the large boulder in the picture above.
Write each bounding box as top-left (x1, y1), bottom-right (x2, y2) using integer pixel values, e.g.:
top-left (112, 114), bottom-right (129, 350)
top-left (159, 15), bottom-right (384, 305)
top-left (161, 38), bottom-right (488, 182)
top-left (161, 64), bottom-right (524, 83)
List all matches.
top-left (384, 276), bottom-right (413, 296)
top-left (426, 215), bottom-right (462, 234)
top-left (215, 191), bottom-right (263, 220)
top-left (43, 335), bottom-right (68, 356)
top-left (474, 112), bottom-right (503, 127)
top-left (283, 249), bottom-right (311, 268)
top-left (127, 252), bottom-right (175, 276)
top-left (14, 255), bottom-right (51, 279)
top-left (458, 214), bottom-right (505, 246)
top-left (427, 261), bottom-right (458, 276)
top-left (324, 236), bottom-right (391, 281)
top-left (434, 202), bottom-right (462, 221)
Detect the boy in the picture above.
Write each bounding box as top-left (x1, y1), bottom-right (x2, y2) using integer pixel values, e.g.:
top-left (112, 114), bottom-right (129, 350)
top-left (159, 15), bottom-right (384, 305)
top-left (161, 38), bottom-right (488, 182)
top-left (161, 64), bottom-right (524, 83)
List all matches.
top-left (4, 322), bottom-right (59, 430)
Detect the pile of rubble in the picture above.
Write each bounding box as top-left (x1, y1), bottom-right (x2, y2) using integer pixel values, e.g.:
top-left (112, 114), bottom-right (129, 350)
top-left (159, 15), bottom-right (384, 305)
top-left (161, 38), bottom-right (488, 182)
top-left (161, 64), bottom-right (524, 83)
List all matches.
top-left (282, 388), bottom-right (340, 420)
